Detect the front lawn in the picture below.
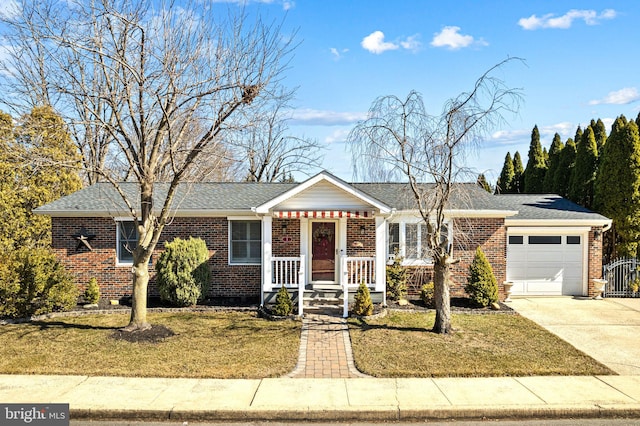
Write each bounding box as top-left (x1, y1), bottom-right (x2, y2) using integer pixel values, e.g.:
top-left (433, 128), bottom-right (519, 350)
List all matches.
top-left (349, 311), bottom-right (614, 377)
top-left (0, 311), bottom-right (300, 379)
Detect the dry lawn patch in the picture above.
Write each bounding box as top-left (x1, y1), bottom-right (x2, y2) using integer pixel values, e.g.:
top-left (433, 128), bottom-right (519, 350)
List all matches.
top-left (349, 311), bottom-right (614, 377)
top-left (0, 311), bottom-right (300, 378)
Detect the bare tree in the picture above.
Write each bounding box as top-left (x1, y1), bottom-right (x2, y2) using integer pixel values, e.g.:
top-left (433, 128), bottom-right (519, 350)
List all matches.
top-left (2, 0), bottom-right (294, 330)
top-left (230, 89), bottom-right (324, 182)
top-left (348, 59), bottom-right (523, 334)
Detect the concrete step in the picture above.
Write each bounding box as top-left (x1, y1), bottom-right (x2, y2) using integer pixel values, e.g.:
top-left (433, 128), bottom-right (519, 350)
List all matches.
top-left (304, 297), bottom-right (341, 307)
top-left (303, 304), bottom-right (343, 315)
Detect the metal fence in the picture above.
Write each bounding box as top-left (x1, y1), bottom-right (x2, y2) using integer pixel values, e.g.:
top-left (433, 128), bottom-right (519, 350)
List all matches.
top-left (603, 257), bottom-right (640, 297)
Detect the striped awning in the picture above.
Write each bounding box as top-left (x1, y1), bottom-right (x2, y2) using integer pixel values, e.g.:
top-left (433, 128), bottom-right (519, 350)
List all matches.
top-left (273, 210), bottom-right (373, 219)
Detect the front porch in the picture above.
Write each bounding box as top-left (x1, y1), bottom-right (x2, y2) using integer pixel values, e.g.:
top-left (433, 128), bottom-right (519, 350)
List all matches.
top-left (263, 255), bottom-right (385, 317)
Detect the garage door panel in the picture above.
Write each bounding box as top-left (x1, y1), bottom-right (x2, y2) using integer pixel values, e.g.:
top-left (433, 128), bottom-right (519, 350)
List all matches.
top-left (526, 280), bottom-right (563, 295)
top-left (507, 233), bottom-right (584, 296)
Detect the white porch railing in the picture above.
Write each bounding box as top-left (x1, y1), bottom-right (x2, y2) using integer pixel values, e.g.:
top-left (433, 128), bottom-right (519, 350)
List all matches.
top-left (341, 256), bottom-right (376, 317)
top-left (272, 255), bottom-right (306, 316)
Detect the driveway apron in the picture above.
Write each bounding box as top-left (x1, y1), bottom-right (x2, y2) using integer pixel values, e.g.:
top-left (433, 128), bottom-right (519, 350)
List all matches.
top-left (509, 297), bottom-right (640, 375)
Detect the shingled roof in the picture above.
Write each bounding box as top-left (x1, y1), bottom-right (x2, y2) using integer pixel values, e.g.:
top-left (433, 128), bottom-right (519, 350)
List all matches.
top-left (34, 172), bottom-right (610, 226)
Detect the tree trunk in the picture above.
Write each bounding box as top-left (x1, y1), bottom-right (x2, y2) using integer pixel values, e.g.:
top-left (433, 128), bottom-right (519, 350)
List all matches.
top-left (432, 259), bottom-right (452, 334)
top-left (125, 257), bottom-right (151, 331)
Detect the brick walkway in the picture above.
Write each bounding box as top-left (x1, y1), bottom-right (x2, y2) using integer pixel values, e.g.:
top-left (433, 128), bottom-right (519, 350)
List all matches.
top-left (287, 313), bottom-right (368, 378)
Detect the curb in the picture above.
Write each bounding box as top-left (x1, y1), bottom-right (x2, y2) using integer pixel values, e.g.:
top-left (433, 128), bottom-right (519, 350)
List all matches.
top-left (70, 405), bottom-right (640, 422)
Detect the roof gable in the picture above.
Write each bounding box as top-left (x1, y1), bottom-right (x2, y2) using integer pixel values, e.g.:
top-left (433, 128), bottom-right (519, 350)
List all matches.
top-left (255, 171), bottom-right (391, 214)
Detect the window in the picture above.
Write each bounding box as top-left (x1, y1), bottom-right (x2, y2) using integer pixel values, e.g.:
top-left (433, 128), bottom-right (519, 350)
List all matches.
top-left (567, 236), bottom-right (581, 245)
top-left (528, 235), bottom-right (561, 245)
top-left (388, 223), bottom-right (399, 257)
top-left (230, 220), bottom-right (262, 264)
top-left (387, 220), bottom-right (449, 264)
top-left (406, 223), bottom-right (430, 259)
top-left (508, 235), bottom-right (524, 245)
top-left (117, 221), bottom-right (137, 264)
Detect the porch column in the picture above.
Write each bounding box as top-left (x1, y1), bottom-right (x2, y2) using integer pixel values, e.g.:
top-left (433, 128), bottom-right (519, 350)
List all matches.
top-left (300, 218), bottom-right (309, 285)
top-left (262, 215), bottom-right (273, 300)
top-left (338, 217), bottom-right (347, 258)
top-left (375, 216), bottom-right (387, 295)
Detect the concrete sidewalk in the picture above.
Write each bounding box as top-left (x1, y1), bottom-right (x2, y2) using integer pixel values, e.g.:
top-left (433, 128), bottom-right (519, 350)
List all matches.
top-left (1, 374), bottom-right (640, 421)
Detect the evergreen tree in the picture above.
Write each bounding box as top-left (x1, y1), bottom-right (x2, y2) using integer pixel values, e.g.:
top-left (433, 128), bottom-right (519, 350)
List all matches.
top-left (477, 173), bottom-right (492, 193)
top-left (543, 133), bottom-right (564, 193)
top-left (592, 118), bottom-right (608, 153)
top-left (636, 112), bottom-right (640, 129)
top-left (495, 152), bottom-right (514, 194)
top-left (524, 125), bottom-right (547, 193)
top-left (574, 126), bottom-right (583, 148)
top-left (0, 107), bottom-right (82, 251)
top-left (595, 118), bottom-right (640, 257)
top-left (465, 247), bottom-right (499, 308)
top-left (554, 138), bottom-right (576, 198)
top-left (512, 151), bottom-right (524, 193)
top-left (569, 126), bottom-right (598, 208)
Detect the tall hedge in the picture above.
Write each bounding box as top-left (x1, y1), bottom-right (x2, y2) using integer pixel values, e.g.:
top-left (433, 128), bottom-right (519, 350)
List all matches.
top-left (156, 237), bottom-right (211, 307)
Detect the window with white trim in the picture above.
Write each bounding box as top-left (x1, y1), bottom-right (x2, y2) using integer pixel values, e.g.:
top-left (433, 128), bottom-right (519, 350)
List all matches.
top-left (387, 220), bottom-right (450, 265)
top-left (117, 221), bottom-right (137, 264)
top-left (229, 220), bottom-right (262, 264)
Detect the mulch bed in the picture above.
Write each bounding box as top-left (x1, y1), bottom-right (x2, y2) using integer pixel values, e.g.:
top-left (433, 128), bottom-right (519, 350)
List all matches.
top-left (386, 297), bottom-right (515, 314)
top-left (111, 325), bottom-right (176, 343)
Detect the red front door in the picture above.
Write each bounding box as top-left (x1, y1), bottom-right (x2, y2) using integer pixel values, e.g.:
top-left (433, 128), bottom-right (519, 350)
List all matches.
top-left (311, 222), bottom-right (336, 281)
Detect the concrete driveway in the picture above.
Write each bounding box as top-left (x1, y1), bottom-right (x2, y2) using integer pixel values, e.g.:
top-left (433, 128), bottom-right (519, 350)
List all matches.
top-left (509, 297), bottom-right (640, 375)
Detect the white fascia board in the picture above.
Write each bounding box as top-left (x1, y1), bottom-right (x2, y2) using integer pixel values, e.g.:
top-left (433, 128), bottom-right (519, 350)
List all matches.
top-left (40, 209), bottom-right (259, 218)
top-left (507, 226), bottom-right (592, 235)
top-left (254, 171), bottom-right (391, 214)
top-left (505, 218), bottom-right (612, 228)
top-left (391, 209), bottom-right (517, 219)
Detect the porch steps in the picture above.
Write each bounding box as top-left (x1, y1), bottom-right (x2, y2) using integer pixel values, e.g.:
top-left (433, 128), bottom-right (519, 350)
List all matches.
top-left (303, 289), bottom-right (343, 315)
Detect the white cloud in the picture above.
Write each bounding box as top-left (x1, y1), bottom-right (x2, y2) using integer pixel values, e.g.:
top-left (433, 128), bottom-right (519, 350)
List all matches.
top-left (400, 34), bottom-right (422, 52)
top-left (0, 0), bottom-right (20, 19)
top-left (289, 108), bottom-right (366, 126)
top-left (589, 88), bottom-right (640, 105)
top-left (210, 0), bottom-right (293, 10)
top-left (518, 9), bottom-right (616, 30)
top-left (330, 47), bottom-right (349, 60)
top-left (324, 129), bottom-right (350, 145)
top-left (361, 31), bottom-right (399, 54)
top-left (430, 26), bottom-right (487, 50)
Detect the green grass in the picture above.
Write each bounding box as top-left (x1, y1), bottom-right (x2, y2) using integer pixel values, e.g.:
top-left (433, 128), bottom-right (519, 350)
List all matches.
top-left (349, 311), bottom-right (615, 377)
top-left (0, 311), bottom-right (300, 379)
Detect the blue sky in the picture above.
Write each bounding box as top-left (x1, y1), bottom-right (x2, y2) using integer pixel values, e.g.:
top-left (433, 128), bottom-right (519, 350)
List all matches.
top-left (1, 1), bottom-right (638, 184)
top-left (243, 0), bottom-right (640, 183)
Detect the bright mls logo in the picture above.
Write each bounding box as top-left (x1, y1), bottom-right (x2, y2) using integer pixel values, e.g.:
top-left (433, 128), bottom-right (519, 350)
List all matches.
top-left (1, 404), bottom-right (69, 426)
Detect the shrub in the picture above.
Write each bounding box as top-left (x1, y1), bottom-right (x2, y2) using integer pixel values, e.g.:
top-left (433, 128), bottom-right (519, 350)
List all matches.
top-left (272, 285), bottom-right (293, 316)
top-left (386, 251), bottom-right (407, 301)
top-left (465, 246), bottom-right (499, 307)
top-left (84, 277), bottom-right (100, 304)
top-left (352, 281), bottom-right (373, 316)
top-left (156, 237), bottom-right (211, 307)
top-left (0, 247), bottom-right (78, 318)
top-left (420, 281), bottom-right (435, 308)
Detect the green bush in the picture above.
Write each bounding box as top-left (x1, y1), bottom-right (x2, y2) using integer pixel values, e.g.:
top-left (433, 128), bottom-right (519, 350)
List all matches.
top-left (84, 277), bottom-right (100, 304)
top-left (272, 285), bottom-right (293, 316)
top-left (465, 247), bottom-right (499, 307)
top-left (352, 281), bottom-right (373, 316)
top-left (156, 237), bottom-right (211, 307)
top-left (420, 281), bottom-right (435, 308)
top-left (0, 247), bottom-right (78, 318)
top-left (386, 251), bottom-right (407, 301)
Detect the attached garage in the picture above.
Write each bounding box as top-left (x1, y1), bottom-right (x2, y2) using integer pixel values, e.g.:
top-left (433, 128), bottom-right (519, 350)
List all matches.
top-left (507, 231), bottom-right (586, 296)
top-left (498, 194), bottom-right (612, 298)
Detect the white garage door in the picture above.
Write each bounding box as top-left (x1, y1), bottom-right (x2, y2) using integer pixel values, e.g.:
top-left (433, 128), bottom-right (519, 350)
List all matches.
top-left (507, 234), bottom-right (584, 296)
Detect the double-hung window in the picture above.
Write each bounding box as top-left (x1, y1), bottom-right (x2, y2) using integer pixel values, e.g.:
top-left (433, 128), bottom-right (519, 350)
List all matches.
top-left (117, 221), bottom-right (138, 264)
top-left (388, 220), bottom-right (450, 265)
top-left (230, 220), bottom-right (262, 264)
